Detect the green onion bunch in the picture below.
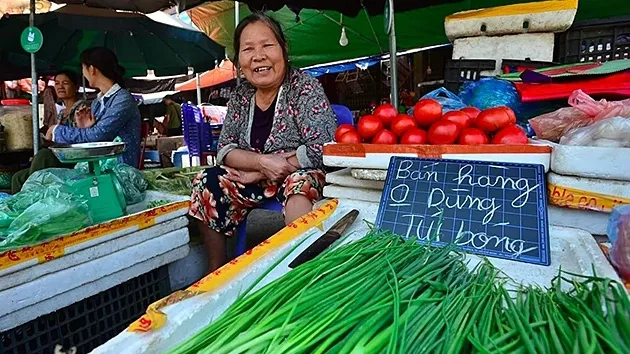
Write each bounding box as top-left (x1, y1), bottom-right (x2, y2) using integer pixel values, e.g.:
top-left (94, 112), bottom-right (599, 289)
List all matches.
top-left (168, 230), bottom-right (630, 354)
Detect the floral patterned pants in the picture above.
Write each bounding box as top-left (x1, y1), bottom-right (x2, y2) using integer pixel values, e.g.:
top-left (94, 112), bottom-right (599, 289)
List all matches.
top-left (189, 166), bottom-right (326, 236)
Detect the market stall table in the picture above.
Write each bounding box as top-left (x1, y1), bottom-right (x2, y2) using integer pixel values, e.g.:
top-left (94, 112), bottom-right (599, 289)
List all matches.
top-left (0, 192), bottom-right (190, 353)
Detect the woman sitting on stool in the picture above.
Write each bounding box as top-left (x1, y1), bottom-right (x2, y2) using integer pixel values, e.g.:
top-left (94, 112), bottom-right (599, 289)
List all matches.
top-left (188, 12), bottom-right (337, 273)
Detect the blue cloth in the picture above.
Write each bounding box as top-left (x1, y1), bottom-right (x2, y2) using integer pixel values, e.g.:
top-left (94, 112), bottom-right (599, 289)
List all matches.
top-left (53, 87), bottom-right (141, 167)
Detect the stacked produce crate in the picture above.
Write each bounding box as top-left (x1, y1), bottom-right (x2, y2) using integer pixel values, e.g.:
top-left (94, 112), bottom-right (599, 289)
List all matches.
top-left (545, 144), bottom-right (630, 236)
top-left (442, 0), bottom-right (577, 89)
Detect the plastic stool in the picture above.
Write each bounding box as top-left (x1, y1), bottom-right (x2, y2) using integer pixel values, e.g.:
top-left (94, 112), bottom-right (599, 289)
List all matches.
top-left (332, 104), bottom-right (354, 125)
top-left (234, 199), bottom-right (283, 257)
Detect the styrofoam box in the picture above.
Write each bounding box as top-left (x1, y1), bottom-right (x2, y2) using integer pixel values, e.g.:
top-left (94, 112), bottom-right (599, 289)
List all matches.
top-left (549, 142), bottom-right (630, 181)
top-left (323, 143), bottom-right (551, 172)
top-left (0, 229), bottom-right (190, 331)
top-left (444, 0), bottom-right (577, 40)
top-left (548, 172), bottom-right (630, 210)
top-left (452, 33), bottom-right (555, 76)
top-left (548, 205), bottom-right (610, 236)
top-left (92, 198), bottom-right (620, 354)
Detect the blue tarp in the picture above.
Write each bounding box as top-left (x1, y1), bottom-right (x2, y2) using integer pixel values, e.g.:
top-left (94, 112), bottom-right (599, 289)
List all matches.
top-left (304, 58), bottom-right (380, 77)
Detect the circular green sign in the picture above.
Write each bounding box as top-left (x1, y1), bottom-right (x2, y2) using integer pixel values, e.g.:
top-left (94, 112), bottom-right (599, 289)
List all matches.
top-left (383, 1), bottom-right (391, 34)
top-left (20, 26), bottom-right (44, 54)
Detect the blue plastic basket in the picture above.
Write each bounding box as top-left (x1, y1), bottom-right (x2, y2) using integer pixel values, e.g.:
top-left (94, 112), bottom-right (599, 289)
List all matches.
top-left (182, 103), bottom-right (214, 158)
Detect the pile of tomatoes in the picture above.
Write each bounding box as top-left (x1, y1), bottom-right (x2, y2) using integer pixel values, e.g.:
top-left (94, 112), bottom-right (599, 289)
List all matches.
top-left (335, 100), bottom-right (529, 145)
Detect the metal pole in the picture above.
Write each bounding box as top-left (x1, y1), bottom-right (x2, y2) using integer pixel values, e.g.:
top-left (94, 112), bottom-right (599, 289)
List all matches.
top-left (196, 73), bottom-right (202, 105)
top-left (235, 1), bottom-right (241, 85)
top-left (30, 0), bottom-right (40, 153)
top-left (388, 0), bottom-right (398, 108)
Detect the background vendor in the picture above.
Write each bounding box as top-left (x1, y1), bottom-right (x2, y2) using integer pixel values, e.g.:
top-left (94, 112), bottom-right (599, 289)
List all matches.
top-left (157, 94), bottom-right (182, 136)
top-left (11, 70), bottom-right (88, 193)
top-left (45, 47), bottom-right (141, 167)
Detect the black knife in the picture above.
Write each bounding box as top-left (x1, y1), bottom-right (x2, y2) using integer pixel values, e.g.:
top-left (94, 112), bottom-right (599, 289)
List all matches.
top-left (288, 209), bottom-right (359, 269)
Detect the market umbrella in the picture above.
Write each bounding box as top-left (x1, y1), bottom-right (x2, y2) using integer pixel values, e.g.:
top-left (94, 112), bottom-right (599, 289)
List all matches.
top-left (52, 0), bottom-right (176, 13)
top-left (181, 0), bottom-right (455, 16)
top-left (0, 4), bottom-right (226, 77)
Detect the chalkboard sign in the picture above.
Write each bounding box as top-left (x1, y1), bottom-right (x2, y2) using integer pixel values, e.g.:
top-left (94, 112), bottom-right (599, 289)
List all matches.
top-left (375, 157), bottom-right (550, 266)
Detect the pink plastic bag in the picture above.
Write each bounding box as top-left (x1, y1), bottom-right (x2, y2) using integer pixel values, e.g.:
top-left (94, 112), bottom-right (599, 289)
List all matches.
top-left (608, 205), bottom-right (630, 281)
top-left (528, 90), bottom-right (630, 142)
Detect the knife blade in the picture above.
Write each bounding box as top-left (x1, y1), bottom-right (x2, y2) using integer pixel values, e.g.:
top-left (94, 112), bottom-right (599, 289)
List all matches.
top-left (288, 209), bottom-right (359, 269)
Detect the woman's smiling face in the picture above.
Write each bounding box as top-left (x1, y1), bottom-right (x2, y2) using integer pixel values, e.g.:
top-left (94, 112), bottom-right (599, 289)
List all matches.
top-left (238, 21), bottom-right (286, 91)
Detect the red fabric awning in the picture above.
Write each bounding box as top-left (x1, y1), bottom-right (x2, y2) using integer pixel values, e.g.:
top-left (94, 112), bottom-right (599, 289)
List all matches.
top-left (175, 59), bottom-right (236, 91)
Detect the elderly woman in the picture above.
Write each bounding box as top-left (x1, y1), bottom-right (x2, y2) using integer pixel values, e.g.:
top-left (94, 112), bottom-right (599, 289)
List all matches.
top-left (189, 12), bottom-right (337, 272)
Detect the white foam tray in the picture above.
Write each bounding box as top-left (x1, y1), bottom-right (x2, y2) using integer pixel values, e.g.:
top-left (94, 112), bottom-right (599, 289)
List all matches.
top-left (0, 228), bottom-right (190, 331)
top-left (93, 199), bottom-right (621, 354)
top-left (0, 191), bottom-right (189, 278)
top-left (325, 168), bottom-right (384, 190)
top-left (0, 216), bottom-right (188, 291)
top-left (549, 142), bottom-right (630, 181)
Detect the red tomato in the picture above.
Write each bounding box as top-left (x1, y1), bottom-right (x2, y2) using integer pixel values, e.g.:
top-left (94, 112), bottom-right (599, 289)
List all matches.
top-left (442, 110), bottom-right (472, 129)
top-left (337, 130), bottom-right (362, 144)
top-left (371, 129), bottom-right (398, 144)
top-left (334, 124), bottom-right (356, 142)
top-left (461, 107), bottom-right (481, 119)
top-left (390, 114), bottom-right (417, 137)
top-left (413, 99), bottom-right (443, 127)
top-left (502, 106), bottom-right (517, 123)
top-left (474, 107), bottom-right (516, 133)
top-left (373, 104), bottom-right (398, 127)
top-left (428, 121), bottom-right (460, 145)
top-left (458, 128), bottom-right (489, 145)
top-left (357, 115), bottom-right (384, 140)
top-left (400, 128), bottom-right (428, 144)
top-left (491, 125), bottom-right (529, 144)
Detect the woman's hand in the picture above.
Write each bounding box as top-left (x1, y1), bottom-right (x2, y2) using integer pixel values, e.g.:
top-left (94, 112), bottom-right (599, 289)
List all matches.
top-left (258, 152), bottom-right (297, 182)
top-left (75, 106), bottom-right (96, 128)
top-left (222, 166), bottom-right (265, 184)
top-left (45, 125), bottom-right (57, 141)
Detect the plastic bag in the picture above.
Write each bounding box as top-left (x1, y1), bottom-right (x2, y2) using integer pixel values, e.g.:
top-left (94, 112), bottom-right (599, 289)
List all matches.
top-left (459, 78), bottom-right (520, 110)
top-left (607, 204), bottom-right (630, 281)
top-left (559, 117), bottom-right (630, 147)
top-left (0, 196), bottom-right (91, 251)
top-left (0, 192), bottom-right (10, 201)
top-left (459, 78), bottom-right (563, 122)
top-left (0, 188), bottom-right (91, 251)
top-left (75, 161), bottom-right (147, 205)
top-left (420, 87), bottom-right (467, 112)
top-left (21, 168), bottom-right (83, 192)
top-left (113, 164), bottom-right (148, 205)
top-left (529, 90), bottom-right (630, 142)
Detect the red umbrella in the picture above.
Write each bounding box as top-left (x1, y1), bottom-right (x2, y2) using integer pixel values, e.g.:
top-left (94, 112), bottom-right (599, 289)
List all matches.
top-left (175, 59), bottom-right (236, 91)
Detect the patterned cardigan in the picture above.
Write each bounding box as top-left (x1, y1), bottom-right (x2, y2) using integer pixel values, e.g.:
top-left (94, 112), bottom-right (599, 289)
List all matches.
top-left (216, 68), bottom-right (337, 171)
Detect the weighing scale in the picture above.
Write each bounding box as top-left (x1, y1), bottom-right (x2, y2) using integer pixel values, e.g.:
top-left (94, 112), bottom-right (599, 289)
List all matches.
top-left (50, 142), bottom-right (127, 224)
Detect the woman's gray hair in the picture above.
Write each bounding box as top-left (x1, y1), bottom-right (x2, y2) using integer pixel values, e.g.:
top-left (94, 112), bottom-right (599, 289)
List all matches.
top-left (233, 12), bottom-right (290, 71)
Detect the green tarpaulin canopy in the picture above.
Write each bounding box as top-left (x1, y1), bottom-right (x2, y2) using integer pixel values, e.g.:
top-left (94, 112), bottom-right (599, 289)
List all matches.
top-left (189, 0), bottom-right (630, 68)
